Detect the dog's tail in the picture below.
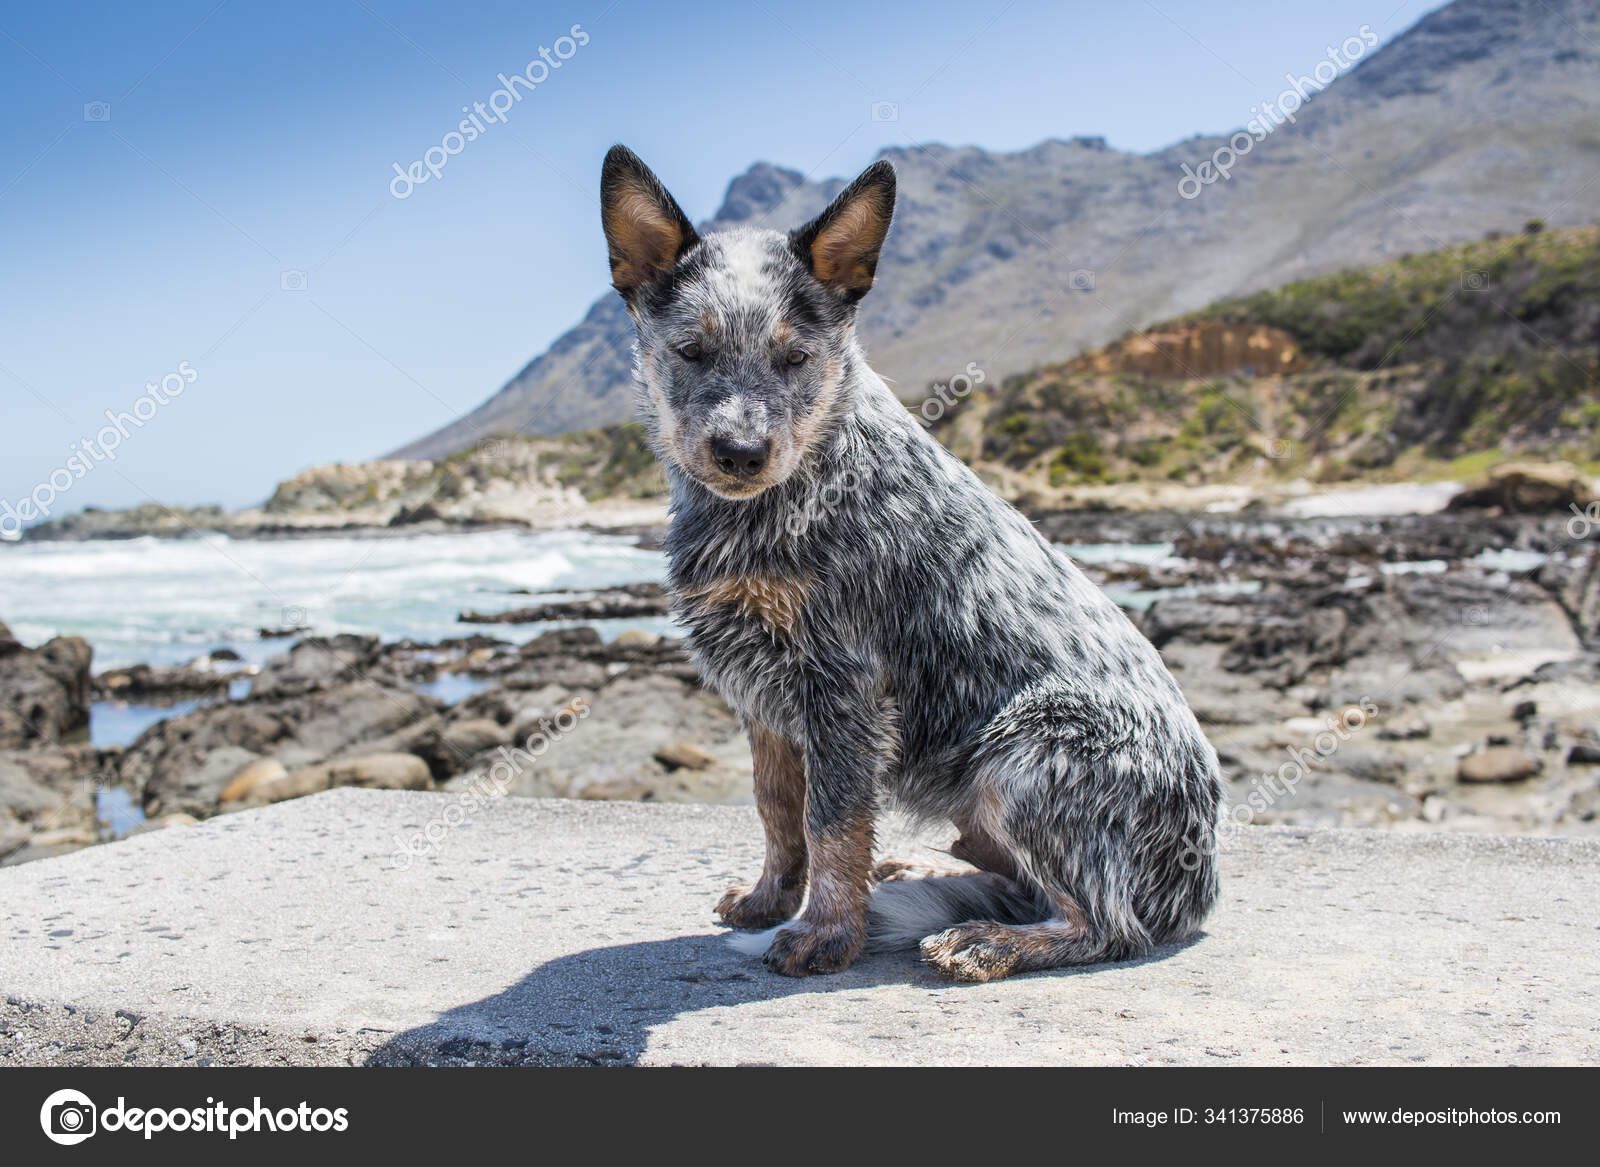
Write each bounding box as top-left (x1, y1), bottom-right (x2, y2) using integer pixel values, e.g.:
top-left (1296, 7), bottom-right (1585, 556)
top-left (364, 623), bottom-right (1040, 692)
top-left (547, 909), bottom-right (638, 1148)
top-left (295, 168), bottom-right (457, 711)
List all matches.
top-left (726, 873), bottom-right (1043, 957)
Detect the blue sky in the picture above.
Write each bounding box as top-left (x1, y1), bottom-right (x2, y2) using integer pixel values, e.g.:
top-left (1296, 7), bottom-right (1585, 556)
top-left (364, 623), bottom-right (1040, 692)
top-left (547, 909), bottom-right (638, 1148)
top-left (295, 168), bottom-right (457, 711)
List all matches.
top-left (0, 0), bottom-right (1449, 516)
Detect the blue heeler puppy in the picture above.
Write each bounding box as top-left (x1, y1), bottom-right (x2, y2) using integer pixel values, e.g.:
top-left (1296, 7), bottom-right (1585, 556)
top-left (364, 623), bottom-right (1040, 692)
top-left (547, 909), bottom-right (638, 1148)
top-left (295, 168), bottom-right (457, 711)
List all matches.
top-left (600, 145), bottom-right (1221, 981)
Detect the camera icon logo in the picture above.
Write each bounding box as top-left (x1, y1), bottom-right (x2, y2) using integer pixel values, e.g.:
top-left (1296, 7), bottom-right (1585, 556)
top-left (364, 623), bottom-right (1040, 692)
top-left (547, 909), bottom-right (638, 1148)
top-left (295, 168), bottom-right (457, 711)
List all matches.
top-left (281, 605), bottom-right (309, 627)
top-left (871, 101), bottom-right (899, 122)
top-left (1069, 268), bottom-right (1097, 292)
top-left (83, 101), bottom-right (111, 122)
top-left (280, 269), bottom-right (308, 292)
top-left (40, 1088), bottom-right (97, 1145)
top-left (1460, 270), bottom-right (1490, 292)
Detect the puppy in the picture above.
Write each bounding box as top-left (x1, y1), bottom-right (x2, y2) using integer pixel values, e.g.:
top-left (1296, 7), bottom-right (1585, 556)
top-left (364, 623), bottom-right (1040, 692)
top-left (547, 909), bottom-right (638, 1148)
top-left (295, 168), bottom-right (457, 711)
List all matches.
top-left (599, 144), bottom-right (1221, 981)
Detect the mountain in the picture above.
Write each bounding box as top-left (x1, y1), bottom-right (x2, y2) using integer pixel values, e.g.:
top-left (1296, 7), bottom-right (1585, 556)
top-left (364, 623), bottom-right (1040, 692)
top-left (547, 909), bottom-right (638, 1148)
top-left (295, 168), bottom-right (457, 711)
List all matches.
top-left (395, 0), bottom-right (1600, 460)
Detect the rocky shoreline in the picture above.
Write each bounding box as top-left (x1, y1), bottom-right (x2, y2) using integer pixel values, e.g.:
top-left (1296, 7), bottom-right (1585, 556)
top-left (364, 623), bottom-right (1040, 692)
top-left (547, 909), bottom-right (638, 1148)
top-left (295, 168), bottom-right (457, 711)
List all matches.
top-left (4, 503), bottom-right (1600, 867)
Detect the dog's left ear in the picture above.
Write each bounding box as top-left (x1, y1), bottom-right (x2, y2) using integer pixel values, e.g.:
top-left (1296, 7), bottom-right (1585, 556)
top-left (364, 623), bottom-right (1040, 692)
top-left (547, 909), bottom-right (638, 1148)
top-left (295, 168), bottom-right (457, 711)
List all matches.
top-left (791, 160), bottom-right (895, 303)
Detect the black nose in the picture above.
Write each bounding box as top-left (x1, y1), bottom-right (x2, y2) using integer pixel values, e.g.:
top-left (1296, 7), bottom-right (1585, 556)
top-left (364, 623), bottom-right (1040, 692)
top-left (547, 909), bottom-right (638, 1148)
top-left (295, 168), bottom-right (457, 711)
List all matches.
top-left (710, 437), bottom-right (771, 478)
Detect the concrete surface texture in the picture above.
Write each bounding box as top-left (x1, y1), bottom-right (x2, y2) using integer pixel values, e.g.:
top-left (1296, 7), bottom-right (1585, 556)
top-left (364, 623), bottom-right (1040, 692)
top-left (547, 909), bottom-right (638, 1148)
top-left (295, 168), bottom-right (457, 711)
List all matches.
top-left (0, 789), bottom-right (1596, 1066)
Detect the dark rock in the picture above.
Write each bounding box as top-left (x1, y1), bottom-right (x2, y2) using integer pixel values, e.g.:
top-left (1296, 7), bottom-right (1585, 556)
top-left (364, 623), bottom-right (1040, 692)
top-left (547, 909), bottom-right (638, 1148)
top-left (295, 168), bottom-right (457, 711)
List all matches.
top-left (1536, 548), bottom-right (1600, 648)
top-left (390, 501), bottom-right (443, 526)
top-left (519, 627), bottom-right (605, 657)
top-left (95, 663), bottom-right (232, 700)
top-left (122, 677), bottom-right (438, 816)
top-left (251, 635), bottom-right (387, 700)
top-left (1447, 461), bottom-right (1593, 515)
top-left (461, 583), bottom-right (670, 625)
top-left (0, 756), bottom-right (61, 817)
top-left (0, 631), bottom-right (92, 749)
top-left (1378, 718), bottom-right (1432, 741)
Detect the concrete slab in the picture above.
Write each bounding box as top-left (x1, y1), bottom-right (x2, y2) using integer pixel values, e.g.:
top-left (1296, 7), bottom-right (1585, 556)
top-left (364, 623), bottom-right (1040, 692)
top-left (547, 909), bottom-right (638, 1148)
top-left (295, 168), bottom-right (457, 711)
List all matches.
top-left (0, 789), bottom-right (1596, 1066)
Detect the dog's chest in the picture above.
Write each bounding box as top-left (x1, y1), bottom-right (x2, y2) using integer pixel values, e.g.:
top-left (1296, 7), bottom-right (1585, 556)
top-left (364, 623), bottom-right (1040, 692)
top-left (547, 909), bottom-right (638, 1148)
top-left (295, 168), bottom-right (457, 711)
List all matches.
top-left (667, 553), bottom-right (823, 726)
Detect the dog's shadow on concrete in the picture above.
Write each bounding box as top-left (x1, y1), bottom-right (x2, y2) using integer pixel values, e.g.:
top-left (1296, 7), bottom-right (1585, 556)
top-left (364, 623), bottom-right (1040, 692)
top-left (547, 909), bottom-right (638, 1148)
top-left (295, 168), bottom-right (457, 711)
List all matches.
top-left (364, 929), bottom-right (1201, 1066)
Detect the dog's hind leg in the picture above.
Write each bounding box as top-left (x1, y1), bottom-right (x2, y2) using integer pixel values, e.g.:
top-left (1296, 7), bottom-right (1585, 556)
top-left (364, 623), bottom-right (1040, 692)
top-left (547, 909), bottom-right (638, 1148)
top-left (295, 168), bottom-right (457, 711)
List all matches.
top-left (950, 803), bottom-right (1025, 884)
top-left (715, 721), bottom-right (808, 929)
top-left (918, 888), bottom-right (1107, 982)
top-left (919, 682), bottom-right (1221, 983)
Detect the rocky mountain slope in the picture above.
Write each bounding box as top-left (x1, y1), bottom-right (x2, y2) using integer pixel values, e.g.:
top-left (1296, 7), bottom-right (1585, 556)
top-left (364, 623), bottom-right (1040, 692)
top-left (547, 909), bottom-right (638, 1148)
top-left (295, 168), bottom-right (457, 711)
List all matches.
top-left (394, 0), bottom-right (1600, 460)
top-left (931, 224), bottom-right (1600, 504)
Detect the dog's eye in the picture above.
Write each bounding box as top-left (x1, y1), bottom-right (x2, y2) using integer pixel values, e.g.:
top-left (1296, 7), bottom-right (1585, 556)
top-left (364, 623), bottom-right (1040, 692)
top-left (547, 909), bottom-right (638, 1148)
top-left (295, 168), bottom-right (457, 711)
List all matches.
top-left (676, 342), bottom-right (703, 361)
top-left (786, 350), bottom-right (809, 367)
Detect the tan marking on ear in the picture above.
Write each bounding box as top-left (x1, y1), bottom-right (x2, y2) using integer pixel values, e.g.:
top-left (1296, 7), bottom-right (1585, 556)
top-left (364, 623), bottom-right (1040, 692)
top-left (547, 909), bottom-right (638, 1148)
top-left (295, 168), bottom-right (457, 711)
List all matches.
top-left (809, 196), bottom-right (888, 293)
top-left (604, 186), bottom-right (683, 291)
top-left (687, 573), bottom-right (809, 636)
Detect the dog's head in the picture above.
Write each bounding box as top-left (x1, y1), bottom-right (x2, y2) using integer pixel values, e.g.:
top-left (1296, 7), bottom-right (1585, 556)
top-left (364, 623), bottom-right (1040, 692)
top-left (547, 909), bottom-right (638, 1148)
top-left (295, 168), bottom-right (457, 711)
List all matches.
top-left (600, 145), bottom-right (895, 499)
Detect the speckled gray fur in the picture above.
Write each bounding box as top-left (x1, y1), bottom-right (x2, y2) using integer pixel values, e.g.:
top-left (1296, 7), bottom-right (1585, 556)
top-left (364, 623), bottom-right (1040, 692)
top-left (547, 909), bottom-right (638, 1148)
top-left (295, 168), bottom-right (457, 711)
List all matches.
top-left (600, 145), bottom-right (1221, 979)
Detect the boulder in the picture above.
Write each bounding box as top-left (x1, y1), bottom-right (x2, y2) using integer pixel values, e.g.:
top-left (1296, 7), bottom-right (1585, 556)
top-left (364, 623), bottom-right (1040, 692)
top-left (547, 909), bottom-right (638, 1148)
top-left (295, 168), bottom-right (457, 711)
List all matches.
top-left (0, 746), bottom-right (113, 827)
top-left (1447, 461), bottom-right (1594, 514)
top-left (441, 671), bottom-right (751, 804)
top-left (653, 740), bottom-right (719, 771)
top-left (95, 663), bottom-right (231, 700)
top-left (0, 756), bottom-right (62, 818)
top-left (1458, 746), bottom-right (1541, 783)
top-left (0, 811), bottom-right (27, 860)
top-left (125, 679), bottom-right (438, 815)
top-left (440, 718), bottom-right (510, 756)
top-left (217, 758), bottom-right (290, 804)
top-left (250, 635), bottom-right (386, 700)
top-left (0, 631), bottom-right (92, 748)
top-left (226, 753), bottom-right (430, 808)
top-left (151, 747), bottom-right (265, 815)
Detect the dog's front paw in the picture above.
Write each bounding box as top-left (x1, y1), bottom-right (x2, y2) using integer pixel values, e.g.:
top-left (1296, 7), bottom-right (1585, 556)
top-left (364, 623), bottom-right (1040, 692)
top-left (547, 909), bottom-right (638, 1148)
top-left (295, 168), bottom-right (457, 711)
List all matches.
top-left (919, 923), bottom-right (1023, 982)
top-left (715, 883), bottom-right (800, 930)
top-left (761, 918), bottom-right (864, 977)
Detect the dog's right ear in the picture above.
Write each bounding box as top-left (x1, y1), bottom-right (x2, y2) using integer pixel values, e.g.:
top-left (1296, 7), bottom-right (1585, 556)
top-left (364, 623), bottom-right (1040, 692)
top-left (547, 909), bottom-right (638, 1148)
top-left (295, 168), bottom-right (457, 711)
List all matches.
top-left (600, 145), bottom-right (699, 298)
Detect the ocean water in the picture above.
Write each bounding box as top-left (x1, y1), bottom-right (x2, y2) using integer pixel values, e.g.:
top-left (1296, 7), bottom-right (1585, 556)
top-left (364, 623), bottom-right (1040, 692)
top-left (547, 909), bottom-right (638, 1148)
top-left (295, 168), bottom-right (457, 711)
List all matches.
top-left (0, 528), bottom-right (669, 671)
top-left (1, 528), bottom-right (1244, 747)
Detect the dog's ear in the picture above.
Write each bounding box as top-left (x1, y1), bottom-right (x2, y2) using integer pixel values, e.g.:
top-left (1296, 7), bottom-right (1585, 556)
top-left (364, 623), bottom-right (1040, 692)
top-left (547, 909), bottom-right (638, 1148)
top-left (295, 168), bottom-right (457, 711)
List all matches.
top-left (601, 145), bottom-right (699, 297)
top-left (790, 160), bottom-right (896, 303)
